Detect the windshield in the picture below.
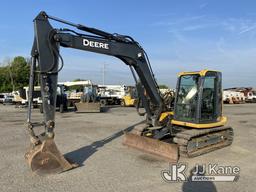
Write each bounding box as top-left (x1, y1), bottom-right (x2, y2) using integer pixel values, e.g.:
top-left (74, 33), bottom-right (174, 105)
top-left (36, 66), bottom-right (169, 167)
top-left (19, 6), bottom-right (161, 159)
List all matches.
top-left (175, 75), bottom-right (200, 122)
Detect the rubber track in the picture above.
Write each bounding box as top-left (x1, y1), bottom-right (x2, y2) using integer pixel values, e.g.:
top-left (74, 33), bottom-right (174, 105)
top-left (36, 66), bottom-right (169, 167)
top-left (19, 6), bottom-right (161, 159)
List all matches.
top-left (173, 126), bottom-right (234, 157)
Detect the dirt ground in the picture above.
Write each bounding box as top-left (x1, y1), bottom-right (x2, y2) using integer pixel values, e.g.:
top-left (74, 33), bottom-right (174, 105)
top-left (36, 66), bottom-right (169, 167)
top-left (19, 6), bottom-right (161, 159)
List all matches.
top-left (0, 103), bottom-right (255, 192)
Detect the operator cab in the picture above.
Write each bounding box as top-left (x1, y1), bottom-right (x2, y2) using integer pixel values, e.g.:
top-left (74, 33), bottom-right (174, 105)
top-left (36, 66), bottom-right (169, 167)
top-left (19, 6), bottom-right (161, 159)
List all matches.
top-left (173, 70), bottom-right (223, 126)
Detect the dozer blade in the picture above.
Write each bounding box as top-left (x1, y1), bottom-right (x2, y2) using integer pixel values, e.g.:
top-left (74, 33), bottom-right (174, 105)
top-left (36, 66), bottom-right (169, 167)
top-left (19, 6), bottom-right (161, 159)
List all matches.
top-left (123, 133), bottom-right (178, 162)
top-left (25, 139), bottom-right (77, 175)
top-left (75, 102), bottom-right (101, 113)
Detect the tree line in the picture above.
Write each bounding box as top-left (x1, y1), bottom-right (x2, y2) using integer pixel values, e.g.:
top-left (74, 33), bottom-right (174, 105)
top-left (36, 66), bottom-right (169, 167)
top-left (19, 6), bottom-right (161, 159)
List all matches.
top-left (0, 56), bottom-right (30, 92)
top-left (0, 56), bottom-right (170, 93)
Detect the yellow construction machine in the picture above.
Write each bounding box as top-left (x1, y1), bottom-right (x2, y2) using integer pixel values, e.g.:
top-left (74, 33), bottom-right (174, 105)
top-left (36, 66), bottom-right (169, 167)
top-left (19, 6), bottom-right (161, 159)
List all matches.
top-left (25, 11), bottom-right (233, 175)
top-left (121, 86), bottom-right (137, 107)
top-left (124, 70), bottom-right (233, 160)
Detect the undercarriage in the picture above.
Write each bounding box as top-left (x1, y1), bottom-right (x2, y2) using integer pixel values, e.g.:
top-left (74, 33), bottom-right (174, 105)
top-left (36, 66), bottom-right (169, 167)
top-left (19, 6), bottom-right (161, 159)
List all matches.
top-left (123, 123), bottom-right (233, 161)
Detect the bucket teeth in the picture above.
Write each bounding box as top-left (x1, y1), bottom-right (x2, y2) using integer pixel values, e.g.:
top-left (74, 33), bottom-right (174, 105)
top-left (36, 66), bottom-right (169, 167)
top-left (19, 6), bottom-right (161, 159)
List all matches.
top-left (25, 139), bottom-right (77, 175)
top-left (123, 132), bottom-right (178, 162)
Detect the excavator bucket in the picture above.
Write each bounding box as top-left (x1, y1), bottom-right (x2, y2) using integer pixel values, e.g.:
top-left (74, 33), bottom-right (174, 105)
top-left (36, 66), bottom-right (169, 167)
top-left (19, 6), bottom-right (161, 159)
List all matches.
top-left (25, 139), bottom-right (77, 175)
top-left (123, 132), bottom-right (178, 162)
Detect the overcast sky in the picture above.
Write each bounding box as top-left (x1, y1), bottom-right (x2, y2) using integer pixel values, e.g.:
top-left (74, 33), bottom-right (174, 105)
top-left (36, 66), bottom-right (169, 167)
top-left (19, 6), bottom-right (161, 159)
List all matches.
top-left (0, 0), bottom-right (256, 88)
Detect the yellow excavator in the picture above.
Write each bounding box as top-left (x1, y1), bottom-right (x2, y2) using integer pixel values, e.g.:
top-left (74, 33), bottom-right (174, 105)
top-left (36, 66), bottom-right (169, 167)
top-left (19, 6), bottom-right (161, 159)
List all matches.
top-left (25, 11), bottom-right (233, 175)
top-left (124, 70), bottom-right (233, 160)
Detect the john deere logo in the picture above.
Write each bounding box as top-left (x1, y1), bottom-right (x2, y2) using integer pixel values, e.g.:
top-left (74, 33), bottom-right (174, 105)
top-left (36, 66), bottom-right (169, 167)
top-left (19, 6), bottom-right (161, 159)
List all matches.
top-left (83, 39), bottom-right (109, 49)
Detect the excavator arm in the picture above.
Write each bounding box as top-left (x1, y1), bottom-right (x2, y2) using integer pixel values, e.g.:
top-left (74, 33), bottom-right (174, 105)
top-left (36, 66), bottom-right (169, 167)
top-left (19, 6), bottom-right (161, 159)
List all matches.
top-left (29, 11), bottom-right (163, 129)
top-left (26, 11), bottom-right (176, 175)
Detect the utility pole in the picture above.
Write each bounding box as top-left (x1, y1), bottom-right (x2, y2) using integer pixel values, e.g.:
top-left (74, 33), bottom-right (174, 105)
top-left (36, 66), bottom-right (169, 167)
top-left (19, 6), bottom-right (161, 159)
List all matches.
top-left (102, 63), bottom-right (106, 85)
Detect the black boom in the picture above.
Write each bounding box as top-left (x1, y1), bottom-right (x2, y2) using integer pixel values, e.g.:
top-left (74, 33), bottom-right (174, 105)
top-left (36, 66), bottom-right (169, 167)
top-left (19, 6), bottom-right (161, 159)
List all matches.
top-left (27, 11), bottom-right (164, 143)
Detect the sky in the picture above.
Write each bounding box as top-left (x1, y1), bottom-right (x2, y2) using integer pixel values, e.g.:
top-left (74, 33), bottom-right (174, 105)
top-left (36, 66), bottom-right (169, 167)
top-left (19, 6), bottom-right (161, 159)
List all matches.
top-left (0, 0), bottom-right (256, 88)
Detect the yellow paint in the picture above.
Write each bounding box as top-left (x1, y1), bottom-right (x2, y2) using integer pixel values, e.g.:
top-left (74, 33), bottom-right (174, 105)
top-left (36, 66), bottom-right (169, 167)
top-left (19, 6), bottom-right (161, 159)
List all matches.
top-left (159, 111), bottom-right (174, 122)
top-left (122, 95), bottom-right (136, 106)
top-left (171, 116), bottom-right (227, 129)
top-left (178, 69), bottom-right (219, 77)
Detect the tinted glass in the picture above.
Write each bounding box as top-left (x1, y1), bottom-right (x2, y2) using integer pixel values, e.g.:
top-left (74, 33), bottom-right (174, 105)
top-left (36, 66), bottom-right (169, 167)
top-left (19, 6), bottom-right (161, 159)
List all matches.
top-left (175, 75), bottom-right (200, 122)
top-left (201, 76), bottom-right (217, 121)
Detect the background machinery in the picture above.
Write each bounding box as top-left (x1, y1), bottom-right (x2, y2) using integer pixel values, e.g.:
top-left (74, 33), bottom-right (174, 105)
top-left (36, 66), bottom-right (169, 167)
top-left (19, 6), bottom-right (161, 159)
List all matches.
top-left (97, 84), bottom-right (137, 107)
top-left (26, 11), bottom-right (233, 175)
top-left (75, 84), bottom-right (101, 112)
top-left (14, 86), bottom-right (42, 107)
top-left (121, 86), bottom-right (138, 107)
top-left (63, 80), bottom-right (101, 112)
top-left (39, 84), bottom-right (68, 113)
top-left (98, 84), bottom-right (125, 106)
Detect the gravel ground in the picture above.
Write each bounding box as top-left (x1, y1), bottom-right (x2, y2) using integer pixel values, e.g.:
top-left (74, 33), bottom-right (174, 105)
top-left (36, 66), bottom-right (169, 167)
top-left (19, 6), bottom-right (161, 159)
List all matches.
top-left (0, 103), bottom-right (255, 192)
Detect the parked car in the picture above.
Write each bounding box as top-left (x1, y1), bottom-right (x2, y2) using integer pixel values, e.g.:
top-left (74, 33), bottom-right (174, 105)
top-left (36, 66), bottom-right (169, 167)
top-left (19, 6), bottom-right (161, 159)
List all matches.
top-left (3, 95), bottom-right (14, 105)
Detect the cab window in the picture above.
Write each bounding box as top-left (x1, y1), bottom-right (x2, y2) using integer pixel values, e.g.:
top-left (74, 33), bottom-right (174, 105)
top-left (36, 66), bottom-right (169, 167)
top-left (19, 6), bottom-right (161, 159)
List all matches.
top-left (175, 75), bottom-right (199, 122)
top-left (201, 76), bottom-right (217, 121)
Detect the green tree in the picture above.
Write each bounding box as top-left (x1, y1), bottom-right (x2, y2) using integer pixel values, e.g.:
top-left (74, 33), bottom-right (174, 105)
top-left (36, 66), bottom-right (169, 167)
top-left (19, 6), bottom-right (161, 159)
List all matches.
top-left (159, 84), bottom-right (169, 89)
top-left (11, 56), bottom-right (30, 89)
top-left (0, 56), bottom-right (30, 92)
top-left (73, 78), bottom-right (86, 82)
top-left (0, 66), bottom-right (12, 92)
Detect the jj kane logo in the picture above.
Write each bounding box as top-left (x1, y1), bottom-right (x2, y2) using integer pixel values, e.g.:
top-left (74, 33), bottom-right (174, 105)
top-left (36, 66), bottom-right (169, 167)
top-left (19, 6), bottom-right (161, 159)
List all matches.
top-left (161, 163), bottom-right (240, 182)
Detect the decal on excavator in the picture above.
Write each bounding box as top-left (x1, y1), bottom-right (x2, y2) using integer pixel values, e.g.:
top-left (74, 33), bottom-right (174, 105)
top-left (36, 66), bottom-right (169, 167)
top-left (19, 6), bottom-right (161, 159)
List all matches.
top-left (83, 39), bottom-right (109, 49)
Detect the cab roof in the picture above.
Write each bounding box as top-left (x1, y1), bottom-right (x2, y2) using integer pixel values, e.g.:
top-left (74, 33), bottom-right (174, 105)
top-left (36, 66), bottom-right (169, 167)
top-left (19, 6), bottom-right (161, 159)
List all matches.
top-left (178, 69), bottom-right (220, 77)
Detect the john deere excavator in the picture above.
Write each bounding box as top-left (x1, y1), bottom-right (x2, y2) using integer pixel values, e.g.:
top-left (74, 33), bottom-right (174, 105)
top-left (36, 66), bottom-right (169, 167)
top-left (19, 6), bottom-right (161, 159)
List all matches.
top-left (26, 11), bottom-right (233, 175)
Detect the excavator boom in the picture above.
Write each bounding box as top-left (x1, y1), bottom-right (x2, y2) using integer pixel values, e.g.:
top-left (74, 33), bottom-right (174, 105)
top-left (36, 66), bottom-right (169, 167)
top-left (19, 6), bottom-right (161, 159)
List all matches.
top-left (26, 11), bottom-right (177, 175)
